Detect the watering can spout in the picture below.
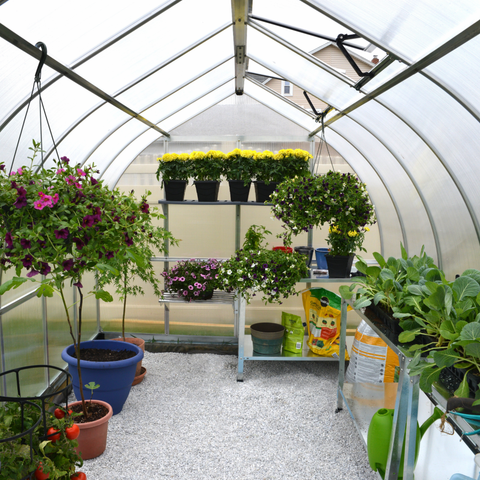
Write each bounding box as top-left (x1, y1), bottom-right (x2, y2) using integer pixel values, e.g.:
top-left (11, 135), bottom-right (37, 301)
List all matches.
top-left (420, 406), bottom-right (443, 438)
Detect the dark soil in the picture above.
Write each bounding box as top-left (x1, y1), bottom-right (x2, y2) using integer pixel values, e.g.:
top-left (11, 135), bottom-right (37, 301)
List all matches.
top-left (72, 348), bottom-right (136, 362)
top-left (70, 401), bottom-right (109, 423)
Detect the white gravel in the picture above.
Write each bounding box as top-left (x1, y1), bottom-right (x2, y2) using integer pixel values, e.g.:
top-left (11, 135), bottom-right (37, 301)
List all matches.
top-left (77, 351), bottom-right (378, 480)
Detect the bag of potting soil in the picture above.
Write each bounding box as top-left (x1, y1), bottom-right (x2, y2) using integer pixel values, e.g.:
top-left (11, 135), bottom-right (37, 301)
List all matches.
top-left (346, 320), bottom-right (400, 383)
top-left (282, 311), bottom-right (305, 354)
top-left (302, 288), bottom-right (350, 359)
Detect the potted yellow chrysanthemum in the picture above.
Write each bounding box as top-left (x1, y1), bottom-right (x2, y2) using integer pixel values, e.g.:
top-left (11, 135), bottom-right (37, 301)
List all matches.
top-left (223, 149), bottom-right (256, 202)
top-left (155, 152), bottom-right (192, 201)
top-left (190, 150), bottom-right (225, 202)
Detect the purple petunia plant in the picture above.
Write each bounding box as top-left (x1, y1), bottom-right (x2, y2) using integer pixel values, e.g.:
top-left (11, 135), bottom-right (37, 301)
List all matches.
top-left (161, 258), bottom-right (222, 301)
top-left (0, 140), bottom-right (173, 417)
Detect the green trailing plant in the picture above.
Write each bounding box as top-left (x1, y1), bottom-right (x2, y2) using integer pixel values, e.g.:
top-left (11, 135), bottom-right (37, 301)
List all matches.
top-left (0, 140), bottom-right (160, 418)
top-left (155, 152), bottom-right (193, 183)
top-left (270, 171), bottom-right (376, 249)
top-left (218, 225), bottom-right (309, 304)
top-left (0, 400), bottom-right (83, 480)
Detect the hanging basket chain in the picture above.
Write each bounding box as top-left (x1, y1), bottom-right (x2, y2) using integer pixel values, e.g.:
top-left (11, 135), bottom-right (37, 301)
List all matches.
top-left (9, 41), bottom-right (61, 174)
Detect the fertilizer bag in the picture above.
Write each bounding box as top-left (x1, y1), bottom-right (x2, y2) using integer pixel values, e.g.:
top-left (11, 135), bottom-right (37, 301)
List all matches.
top-left (282, 312), bottom-right (305, 354)
top-left (302, 288), bottom-right (350, 359)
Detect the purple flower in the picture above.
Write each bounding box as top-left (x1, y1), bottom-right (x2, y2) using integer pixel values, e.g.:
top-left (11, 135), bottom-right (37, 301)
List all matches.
top-left (140, 202), bottom-right (149, 214)
top-left (188, 285), bottom-right (194, 290)
top-left (5, 232), bottom-right (13, 248)
top-left (22, 255), bottom-right (33, 268)
top-left (20, 238), bottom-right (31, 249)
top-left (179, 277), bottom-right (185, 282)
top-left (82, 215), bottom-right (96, 228)
top-left (77, 168), bottom-right (86, 177)
top-left (61, 156), bottom-right (70, 164)
top-left (73, 281), bottom-right (83, 288)
top-left (105, 251), bottom-right (114, 259)
top-left (39, 262), bottom-right (51, 275)
top-left (90, 177), bottom-right (99, 186)
top-left (54, 228), bottom-right (69, 239)
top-left (27, 270), bottom-right (39, 277)
top-left (0, 164), bottom-right (4, 171)
top-left (124, 233), bottom-right (133, 246)
top-left (62, 259), bottom-right (74, 271)
top-left (73, 237), bottom-right (85, 250)
top-left (183, 290), bottom-right (188, 296)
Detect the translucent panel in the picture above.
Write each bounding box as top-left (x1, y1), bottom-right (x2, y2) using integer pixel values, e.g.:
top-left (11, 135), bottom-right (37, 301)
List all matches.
top-left (330, 116), bottom-right (436, 259)
top-left (73, 0), bottom-right (231, 93)
top-left (376, 74), bottom-right (480, 274)
top-left (1, 0), bottom-right (172, 65)
top-left (115, 32), bottom-right (234, 111)
top-left (1, 296), bottom-right (46, 397)
top-left (424, 35), bottom-right (480, 119)
top-left (247, 26), bottom-right (365, 110)
top-left (244, 79), bottom-right (318, 132)
top-left (303, 0), bottom-right (480, 63)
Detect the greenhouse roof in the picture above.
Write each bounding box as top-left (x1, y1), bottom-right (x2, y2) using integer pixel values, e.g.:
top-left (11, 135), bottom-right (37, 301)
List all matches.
top-left (1, 0), bottom-right (480, 276)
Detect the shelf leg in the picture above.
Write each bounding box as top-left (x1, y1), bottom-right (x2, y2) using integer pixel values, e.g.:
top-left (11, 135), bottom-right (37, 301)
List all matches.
top-left (336, 298), bottom-right (348, 412)
top-left (385, 353), bottom-right (419, 480)
top-left (237, 295), bottom-right (245, 382)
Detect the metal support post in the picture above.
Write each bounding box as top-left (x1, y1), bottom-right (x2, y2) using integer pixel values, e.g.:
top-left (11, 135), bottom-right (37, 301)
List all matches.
top-left (237, 295), bottom-right (246, 382)
top-left (336, 298), bottom-right (348, 411)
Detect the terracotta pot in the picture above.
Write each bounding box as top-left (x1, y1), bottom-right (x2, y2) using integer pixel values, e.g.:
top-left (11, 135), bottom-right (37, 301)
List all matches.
top-left (132, 366), bottom-right (147, 386)
top-left (71, 400), bottom-right (113, 460)
top-left (112, 337), bottom-right (145, 377)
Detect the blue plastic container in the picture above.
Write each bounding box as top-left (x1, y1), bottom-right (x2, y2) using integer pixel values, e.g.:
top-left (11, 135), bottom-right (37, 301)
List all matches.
top-left (315, 248), bottom-right (329, 270)
top-left (61, 339), bottom-right (143, 415)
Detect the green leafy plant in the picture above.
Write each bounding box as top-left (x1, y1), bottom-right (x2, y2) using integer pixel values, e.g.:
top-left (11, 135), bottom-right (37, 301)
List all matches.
top-left (253, 149), bottom-right (312, 184)
top-left (218, 225), bottom-right (309, 304)
top-left (84, 382), bottom-right (100, 399)
top-left (270, 171), bottom-right (376, 249)
top-left (223, 149), bottom-right (256, 184)
top-left (161, 258), bottom-right (223, 301)
top-left (155, 152), bottom-right (192, 183)
top-left (0, 140), bottom-right (163, 418)
top-left (0, 401), bottom-right (83, 480)
top-left (190, 150), bottom-right (225, 181)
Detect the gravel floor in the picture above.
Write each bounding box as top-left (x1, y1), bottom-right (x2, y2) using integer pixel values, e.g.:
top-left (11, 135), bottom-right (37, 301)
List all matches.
top-left (77, 351), bottom-right (378, 480)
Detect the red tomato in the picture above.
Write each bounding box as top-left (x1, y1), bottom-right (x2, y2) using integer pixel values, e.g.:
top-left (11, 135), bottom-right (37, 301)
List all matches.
top-left (54, 408), bottom-right (65, 419)
top-left (65, 424), bottom-right (80, 440)
top-left (35, 463), bottom-right (50, 480)
top-left (47, 427), bottom-right (60, 442)
top-left (70, 472), bottom-right (87, 480)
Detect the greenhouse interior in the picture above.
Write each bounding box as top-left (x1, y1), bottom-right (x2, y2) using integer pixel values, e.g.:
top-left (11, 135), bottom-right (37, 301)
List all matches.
top-left (1, 0), bottom-right (480, 479)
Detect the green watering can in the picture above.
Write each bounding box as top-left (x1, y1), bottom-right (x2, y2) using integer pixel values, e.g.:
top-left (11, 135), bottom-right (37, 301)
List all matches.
top-left (367, 406), bottom-right (443, 479)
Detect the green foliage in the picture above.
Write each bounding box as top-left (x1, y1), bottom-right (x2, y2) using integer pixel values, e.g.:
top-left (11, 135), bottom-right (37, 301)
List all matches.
top-left (155, 152), bottom-right (193, 182)
top-left (190, 150), bottom-right (225, 181)
top-left (270, 171), bottom-right (376, 250)
top-left (218, 225), bottom-right (309, 304)
top-left (0, 401), bottom-right (82, 480)
top-left (223, 149), bottom-right (256, 183)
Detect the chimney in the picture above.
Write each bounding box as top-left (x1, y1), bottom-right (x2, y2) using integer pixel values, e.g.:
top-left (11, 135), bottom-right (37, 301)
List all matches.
top-left (371, 55), bottom-right (379, 65)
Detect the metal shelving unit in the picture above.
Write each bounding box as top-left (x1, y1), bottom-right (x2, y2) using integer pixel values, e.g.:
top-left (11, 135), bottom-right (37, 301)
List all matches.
top-left (337, 300), bottom-right (480, 480)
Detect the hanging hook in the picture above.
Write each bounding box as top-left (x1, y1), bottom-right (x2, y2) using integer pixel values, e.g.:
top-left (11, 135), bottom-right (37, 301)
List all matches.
top-left (34, 42), bottom-right (47, 83)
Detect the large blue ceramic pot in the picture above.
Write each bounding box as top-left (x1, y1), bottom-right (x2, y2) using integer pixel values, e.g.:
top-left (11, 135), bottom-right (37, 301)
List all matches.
top-left (61, 339), bottom-right (143, 415)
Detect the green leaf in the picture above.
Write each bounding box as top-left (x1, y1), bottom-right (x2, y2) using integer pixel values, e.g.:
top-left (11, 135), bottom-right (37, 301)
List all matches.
top-left (380, 268), bottom-right (395, 281)
top-left (353, 297), bottom-right (372, 309)
top-left (95, 263), bottom-right (120, 276)
top-left (339, 285), bottom-right (353, 299)
top-left (432, 348), bottom-right (460, 368)
top-left (126, 248), bottom-right (147, 269)
top-left (452, 275), bottom-right (480, 302)
top-left (406, 266), bottom-right (420, 282)
top-left (366, 266), bottom-right (381, 279)
top-left (400, 243), bottom-right (408, 261)
top-left (403, 295), bottom-right (424, 313)
top-left (398, 329), bottom-right (420, 343)
top-left (459, 322), bottom-right (480, 341)
top-left (454, 374), bottom-right (470, 398)
top-left (84, 381), bottom-right (100, 390)
top-left (464, 343), bottom-right (480, 359)
top-left (439, 320), bottom-right (458, 340)
top-left (406, 285), bottom-right (424, 296)
top-left (354, 257), bottom-right (368, 274)
top-left (373, 251), bottom-right (386, 268)
top-left (0, 277), bottom-right (28, 295)
top-left (36, 284), bottom-right (54, 298)
top-left (95, 289), bottom-right (114, 302)
top-left (373, 292), bottom-right (387, 304)
top-left (461, 269), bottom-right (480, 283)
top-left (419, 365), bottom-right (443, 393)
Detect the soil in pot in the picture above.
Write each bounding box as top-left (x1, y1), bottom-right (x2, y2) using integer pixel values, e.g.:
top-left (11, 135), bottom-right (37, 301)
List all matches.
top-left (71, 348), bottom-right (136, 362)
top-left (70, 402), bottom-right (109, 422)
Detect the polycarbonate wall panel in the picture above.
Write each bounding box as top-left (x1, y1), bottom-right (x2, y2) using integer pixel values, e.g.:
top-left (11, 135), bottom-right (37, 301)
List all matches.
top-left (348, 100), bottom-right (478, 275)
top-left (1, 0), bottom-right (170, 66)
top-left (73, 0), bottom-right (231, 94)
top-left (303, 0), bottom-right (480, 63)
top-left (377, 75), bottom-right (480, 274)
top-left (314, 129), bottom-right (398, 259)
top-left (424, 35), bottom-right (480, 119)
top-left (247, 27), bottom-right (365, 110)
top-left (115, 33), bottom-right (234, 111)
top-left (1, 296), bottom-right (45, 397)
top-left (330, 116), bottom-right (436, 259)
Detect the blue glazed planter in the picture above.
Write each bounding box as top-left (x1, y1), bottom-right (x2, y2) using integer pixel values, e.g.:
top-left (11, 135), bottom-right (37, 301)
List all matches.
top-left (61, 339), bottom-right (143, 415)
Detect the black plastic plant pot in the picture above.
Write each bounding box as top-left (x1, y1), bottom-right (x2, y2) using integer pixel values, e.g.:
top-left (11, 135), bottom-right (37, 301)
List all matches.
top-left (163, 180), bottom-right (187, 201)
top-left (194, 181), bottom-right (220, 202)
top-left (294, 246), bottom-right (314, 268)
top-left (228, 180), bottom-right (251, 202)
top-left (253, 181), bottom-right (278, 203)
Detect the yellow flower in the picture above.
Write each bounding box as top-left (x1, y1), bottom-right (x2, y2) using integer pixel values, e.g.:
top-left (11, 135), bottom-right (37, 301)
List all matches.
top-left (241, 150), bottom-right (256, 159)
top-left (179, 153), bottom-right (189, 161)
top-left (348, 230), bottom-right (359, 237)
top-left (227, 148), bottom-right (242, 159)
top-left (160, 153), bottom-right (179, 162)
top-left (365, 227), bottom-right (370, 232)
top-left (190, 151), bottom-right (206, 160)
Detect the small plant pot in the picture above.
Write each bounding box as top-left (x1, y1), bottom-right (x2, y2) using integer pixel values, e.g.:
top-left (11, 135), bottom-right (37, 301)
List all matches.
top-left (132, 366), bottom-right (147, 386)
top-left (194, 181), bottom-right (220, 202)
top-left (272, 246), bottom-right (293, 253)
top-left (315, 248), bottom-right (329, 270)
top-left (163, 180), bottom-right (187, 201)
top-left (325, 254), bottom-right (355, 278)
top-left (294, 246), bottom-right (314, 268)
top-left (112, 337), bottom-right (145, 378)
top-left (250, 322), bottom-right (285, 355)
top-left (253, 181), bottom-right (279, 203)
top-left (71, 399), bottom-right (113, 460)
top-left (228, 180), bottom-right (251, 202)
